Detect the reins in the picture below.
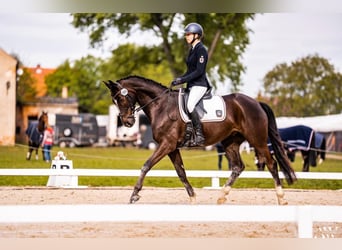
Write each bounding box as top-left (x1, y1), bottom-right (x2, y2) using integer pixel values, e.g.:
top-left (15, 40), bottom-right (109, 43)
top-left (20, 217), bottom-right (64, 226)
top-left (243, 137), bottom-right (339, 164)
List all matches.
top-left (133, 88), bottom-right (170, 114)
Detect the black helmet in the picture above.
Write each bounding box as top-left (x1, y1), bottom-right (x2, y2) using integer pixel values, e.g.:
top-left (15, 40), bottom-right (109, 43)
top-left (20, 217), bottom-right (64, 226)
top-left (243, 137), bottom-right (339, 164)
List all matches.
top-left (184, 23), bottom-right (203, 37)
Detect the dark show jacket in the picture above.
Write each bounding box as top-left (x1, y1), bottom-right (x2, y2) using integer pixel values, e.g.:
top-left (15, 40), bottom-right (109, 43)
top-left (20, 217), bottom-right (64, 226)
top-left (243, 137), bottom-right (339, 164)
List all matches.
top-left (180, 42), bottom-right (210, 90)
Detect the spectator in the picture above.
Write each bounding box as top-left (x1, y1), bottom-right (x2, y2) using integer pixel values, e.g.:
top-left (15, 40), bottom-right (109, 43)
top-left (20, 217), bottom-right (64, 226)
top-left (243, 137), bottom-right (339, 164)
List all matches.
top-left (42, 125), bottom-right (54, 163)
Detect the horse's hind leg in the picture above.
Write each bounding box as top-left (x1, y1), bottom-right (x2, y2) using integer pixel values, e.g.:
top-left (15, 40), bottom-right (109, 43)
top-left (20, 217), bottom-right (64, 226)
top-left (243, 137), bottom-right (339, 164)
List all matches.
top-left (254, 150), bottom-right (266, 171)
top-left (26, 145), bottom-right (33, 160)
top-left (217, 143), bottom-right (244, 204)
top-left (26, 150), bottom-right (31, 160)
top-left (168, 149), bottom-right (196, 203)
top-left (259, 147), bottom-right (288, 205)
top-left (302, 151), bottom-right (310, 172)
top-left (35, 148), bottom-right (39, 160)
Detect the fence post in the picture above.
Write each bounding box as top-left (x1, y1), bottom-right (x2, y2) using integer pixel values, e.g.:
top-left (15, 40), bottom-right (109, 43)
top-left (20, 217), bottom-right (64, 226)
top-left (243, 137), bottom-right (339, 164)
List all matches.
top-left (211, 177), bottom-right (220, 189)
top-left (297, 206), bottom-right (313, 238)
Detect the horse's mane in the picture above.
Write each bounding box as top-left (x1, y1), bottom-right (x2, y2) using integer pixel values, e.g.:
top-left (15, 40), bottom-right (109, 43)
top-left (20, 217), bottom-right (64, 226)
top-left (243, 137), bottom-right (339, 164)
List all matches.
top-left (118, 75), bottom-right (168, 90)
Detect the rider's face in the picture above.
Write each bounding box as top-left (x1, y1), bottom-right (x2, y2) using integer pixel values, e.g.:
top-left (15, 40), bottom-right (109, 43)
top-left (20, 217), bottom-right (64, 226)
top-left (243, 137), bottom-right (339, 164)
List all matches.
top-left (185, 33), bottom-right (196, 44)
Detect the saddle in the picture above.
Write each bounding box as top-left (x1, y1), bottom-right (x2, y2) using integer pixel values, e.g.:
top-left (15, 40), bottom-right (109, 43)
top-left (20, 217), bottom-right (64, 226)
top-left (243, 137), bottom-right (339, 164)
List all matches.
top-left (178, 88), bottom-right (226, 147)
top-left (178, 88), bottom-right (226, 123)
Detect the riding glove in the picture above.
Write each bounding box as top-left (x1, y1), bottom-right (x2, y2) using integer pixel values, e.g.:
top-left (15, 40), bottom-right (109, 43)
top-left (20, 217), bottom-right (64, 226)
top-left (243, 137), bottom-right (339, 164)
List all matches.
top-left (171, 78), bottom-right (183, 86)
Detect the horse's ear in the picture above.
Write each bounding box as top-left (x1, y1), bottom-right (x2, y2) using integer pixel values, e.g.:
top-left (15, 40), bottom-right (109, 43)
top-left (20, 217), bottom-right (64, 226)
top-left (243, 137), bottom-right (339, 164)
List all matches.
top-left (103, 80), bottom-right (113, 91)
top-left (103, 81), bottom-right (111, 89)
top-left (108, 80), bottom-right (120, 87)
top-left (103, 80), bottom-right (119, 90)
top-left (104, 80), bottom-right (122, 93)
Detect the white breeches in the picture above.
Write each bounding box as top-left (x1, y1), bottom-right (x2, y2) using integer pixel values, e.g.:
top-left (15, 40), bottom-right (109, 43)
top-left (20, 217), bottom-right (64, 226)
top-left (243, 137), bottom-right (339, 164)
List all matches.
top-left (187, 86), bottom-right (207, 113)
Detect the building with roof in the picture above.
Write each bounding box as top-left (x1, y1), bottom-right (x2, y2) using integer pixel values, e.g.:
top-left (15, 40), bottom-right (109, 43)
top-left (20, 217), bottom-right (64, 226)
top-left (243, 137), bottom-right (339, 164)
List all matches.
top-left (25, 64), bottom-right (55, 97)
top-left (0, 48), bottom-right (80, 146)
top-left (16, 64), bottom-right (79, 144)
top-left (0, 48), bottom-right (17, 145)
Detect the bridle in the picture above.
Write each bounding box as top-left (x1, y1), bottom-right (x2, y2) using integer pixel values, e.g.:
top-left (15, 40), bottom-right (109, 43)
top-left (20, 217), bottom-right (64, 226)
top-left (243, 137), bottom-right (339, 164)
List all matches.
top-left (111, 87), bottom-right (136, 120)
top-left (111, 81), bottom-right (170, 119)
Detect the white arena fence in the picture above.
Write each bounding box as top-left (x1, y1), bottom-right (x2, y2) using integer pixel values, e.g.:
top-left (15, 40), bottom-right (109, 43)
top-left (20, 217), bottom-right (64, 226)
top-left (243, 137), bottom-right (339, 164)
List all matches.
top-left (0, 169), bottom-right (341, 238)
top-left (0, 204), bottom-right (341, 238)
top-left (0, 169), bottom-right (341, 188)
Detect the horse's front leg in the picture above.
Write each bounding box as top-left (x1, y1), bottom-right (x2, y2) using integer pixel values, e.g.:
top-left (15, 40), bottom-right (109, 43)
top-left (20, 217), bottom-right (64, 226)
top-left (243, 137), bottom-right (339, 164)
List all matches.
top-left (217, 144), bottom-right (244, 204)
top-left (168, 149), bottom-right (196, 204)
top-left (130, 144), bottom-right (171, 204)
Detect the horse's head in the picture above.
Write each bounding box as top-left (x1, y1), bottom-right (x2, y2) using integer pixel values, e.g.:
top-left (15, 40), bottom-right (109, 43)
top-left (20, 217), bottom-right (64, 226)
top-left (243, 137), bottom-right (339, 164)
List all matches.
top-left (38, 111), bottom-right (48, 132)
top-left (104, 80), bottom-right (136, 127)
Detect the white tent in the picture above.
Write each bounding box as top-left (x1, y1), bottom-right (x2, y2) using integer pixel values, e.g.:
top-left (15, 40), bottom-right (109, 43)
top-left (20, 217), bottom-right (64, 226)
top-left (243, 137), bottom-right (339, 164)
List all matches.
top-left (276, 113), bottom-right (342, 132)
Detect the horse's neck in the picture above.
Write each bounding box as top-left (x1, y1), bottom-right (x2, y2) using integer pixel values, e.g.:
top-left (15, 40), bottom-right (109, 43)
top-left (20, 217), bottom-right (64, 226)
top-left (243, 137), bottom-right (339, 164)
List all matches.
top-left (133, 84), bottom-right (166, 106)
top-left (125, 78), bottom-right (165, 97)
top-left (140, 89), bottom-right (178, 123)
top-left (37, 118), bottom-right (46, 132)
top-left (37, 124), bottom-right (44, 132)
top-left (124, 77), bottom-right (169, 116)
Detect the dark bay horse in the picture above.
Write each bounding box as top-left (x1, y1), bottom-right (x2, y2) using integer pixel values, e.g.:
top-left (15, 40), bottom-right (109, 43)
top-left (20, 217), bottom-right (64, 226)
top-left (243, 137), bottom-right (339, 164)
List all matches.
top-left (104, 76), bottom-right (297, 205)
top-left (25, 112), bottom-right (48, 160)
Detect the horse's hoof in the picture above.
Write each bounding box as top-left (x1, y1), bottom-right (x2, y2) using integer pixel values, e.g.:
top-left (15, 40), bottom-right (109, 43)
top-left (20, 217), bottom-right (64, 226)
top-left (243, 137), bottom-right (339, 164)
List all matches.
top-left (129, 194), bottom-right (141, 204)
top-left (217, 197), bottom-right (227, 205)
top-left (278, 199), bottom-right (288, 205)
top-left (189, 196), bottom-right (196, 204)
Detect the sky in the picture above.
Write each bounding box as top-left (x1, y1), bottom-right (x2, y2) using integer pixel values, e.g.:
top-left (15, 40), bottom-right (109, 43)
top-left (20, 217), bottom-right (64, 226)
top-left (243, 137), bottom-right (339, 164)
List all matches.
top-left (1, 13), bottom-right (341, 97)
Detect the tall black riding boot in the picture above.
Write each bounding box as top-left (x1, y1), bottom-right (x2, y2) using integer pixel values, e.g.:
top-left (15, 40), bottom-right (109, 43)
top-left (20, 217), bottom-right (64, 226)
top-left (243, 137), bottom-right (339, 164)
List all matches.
top-left (189, 110), bottom-right (205, 146)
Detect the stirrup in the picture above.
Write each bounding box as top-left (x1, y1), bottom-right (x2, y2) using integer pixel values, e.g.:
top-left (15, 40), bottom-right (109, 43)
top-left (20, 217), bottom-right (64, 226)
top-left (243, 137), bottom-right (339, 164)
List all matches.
top-left (195, 131), bottom-right (205, 146)
top-left (197, 139), bottom-right (205, 146)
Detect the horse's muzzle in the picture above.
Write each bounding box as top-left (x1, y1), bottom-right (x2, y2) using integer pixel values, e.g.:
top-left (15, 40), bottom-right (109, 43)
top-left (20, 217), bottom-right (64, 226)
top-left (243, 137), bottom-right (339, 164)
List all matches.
top-left (124, 116), bottom-right (135, 128)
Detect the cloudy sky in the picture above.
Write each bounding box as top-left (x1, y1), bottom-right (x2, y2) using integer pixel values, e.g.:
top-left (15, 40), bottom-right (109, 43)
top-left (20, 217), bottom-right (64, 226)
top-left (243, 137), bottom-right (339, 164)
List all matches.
top-left (1, 13), bottom-right (341, 97)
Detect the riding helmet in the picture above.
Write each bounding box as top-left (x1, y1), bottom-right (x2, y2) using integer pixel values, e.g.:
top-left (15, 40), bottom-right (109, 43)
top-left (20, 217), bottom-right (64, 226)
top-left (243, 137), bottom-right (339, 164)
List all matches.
top-left (184, 23), bottom-right (203, 37)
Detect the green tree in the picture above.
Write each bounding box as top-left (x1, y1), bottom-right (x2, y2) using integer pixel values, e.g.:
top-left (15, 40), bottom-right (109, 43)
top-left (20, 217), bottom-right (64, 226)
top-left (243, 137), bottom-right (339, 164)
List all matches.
top-left (13, 55), bottom-right (37, 104)
top-left (16, 68), bottom-right (37, 104)
top-left (261, 54), bottom-right (342, 116)
top-left (71, 13), bottom-right (255, 91)
top-left (100, 43), bottom-right (173, 84)
top-left (45, 55), bottom-right (111, 114)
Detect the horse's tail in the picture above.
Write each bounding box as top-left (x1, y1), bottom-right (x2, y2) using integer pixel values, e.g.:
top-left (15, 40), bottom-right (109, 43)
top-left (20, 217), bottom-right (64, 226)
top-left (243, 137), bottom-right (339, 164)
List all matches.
top-left (259, 102), bottom-right (297, 185)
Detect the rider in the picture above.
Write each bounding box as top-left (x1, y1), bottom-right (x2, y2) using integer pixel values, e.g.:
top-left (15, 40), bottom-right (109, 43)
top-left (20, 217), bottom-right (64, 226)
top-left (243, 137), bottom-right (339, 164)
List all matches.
top-left (171, 22), bottom-right (211, 146)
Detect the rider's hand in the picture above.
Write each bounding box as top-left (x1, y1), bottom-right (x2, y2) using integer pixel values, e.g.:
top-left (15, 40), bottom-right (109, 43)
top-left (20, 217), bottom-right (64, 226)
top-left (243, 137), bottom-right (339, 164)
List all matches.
top-left (171, 78), bottom-right (182, 86)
